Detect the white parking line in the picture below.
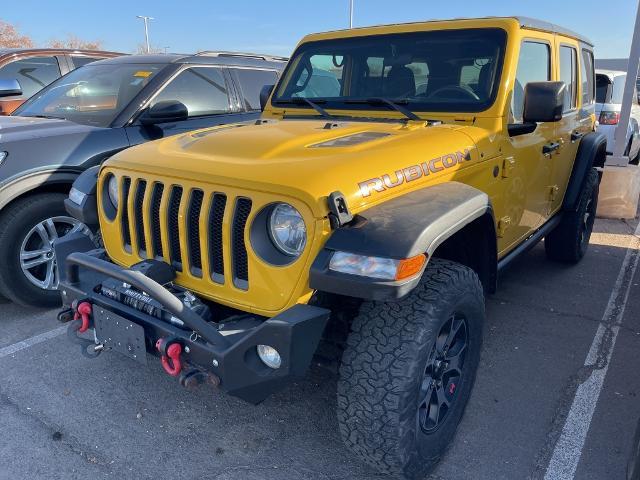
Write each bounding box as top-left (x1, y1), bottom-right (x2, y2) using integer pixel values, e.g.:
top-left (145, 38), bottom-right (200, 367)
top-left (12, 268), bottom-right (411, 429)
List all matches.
top-left (544, 222), bottom-right (640, 480)
top-left (0, 324), bottom-right (67, 359)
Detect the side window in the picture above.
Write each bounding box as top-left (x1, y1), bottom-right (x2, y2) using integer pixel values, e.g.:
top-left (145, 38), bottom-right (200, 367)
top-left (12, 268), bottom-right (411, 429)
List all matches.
top-left (559, 46), bottom-right (578, 112)
top-left (232, 68), bottom-right (278, 111)
top-left (512, 41), bottom-right (550, 122)
top-left (151, 67), bottom-right (231, 117)
top-left (71, 56), bottom-right (103, 69)
top-left (0, 56), bottom-right (61, 99)
top-left (580, 49), bottom-right (595, 106)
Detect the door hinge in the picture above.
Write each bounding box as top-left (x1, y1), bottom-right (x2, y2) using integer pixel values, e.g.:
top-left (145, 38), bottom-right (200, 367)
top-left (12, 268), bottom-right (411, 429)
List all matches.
top-left (497, 216), bottom-right (511, 237)
top-left (502, 157), bottom-right (515, 178)
top-left (548, 185), bottom-right (559, 201)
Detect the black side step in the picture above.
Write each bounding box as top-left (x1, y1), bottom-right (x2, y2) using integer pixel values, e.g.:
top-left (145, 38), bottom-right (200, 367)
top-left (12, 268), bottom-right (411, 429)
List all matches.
top-left (497, 214), bottom-right (562, 274)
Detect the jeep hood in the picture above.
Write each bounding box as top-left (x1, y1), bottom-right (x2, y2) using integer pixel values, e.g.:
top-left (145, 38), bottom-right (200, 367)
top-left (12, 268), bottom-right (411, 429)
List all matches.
top-left (105, 119), bottom-right (478, 217)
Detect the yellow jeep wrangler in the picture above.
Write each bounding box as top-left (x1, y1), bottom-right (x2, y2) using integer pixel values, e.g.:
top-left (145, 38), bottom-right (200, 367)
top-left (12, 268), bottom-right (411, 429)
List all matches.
top-left (58, 17), bottom-right (606, 479)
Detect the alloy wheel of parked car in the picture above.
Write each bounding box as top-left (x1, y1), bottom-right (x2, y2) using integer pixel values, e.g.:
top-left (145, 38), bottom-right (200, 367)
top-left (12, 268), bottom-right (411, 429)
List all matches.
top-left (19, 216), bottom-right (92, 290)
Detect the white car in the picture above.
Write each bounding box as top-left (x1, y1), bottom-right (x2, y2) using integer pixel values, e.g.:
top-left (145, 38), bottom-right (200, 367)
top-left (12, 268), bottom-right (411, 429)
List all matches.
top-left (596, 69), bottom-right (640, 162)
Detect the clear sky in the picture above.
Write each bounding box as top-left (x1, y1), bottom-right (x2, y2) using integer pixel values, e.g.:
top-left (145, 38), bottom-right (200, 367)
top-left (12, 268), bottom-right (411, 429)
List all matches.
top-left (2, 0), bottom-right (636, 58)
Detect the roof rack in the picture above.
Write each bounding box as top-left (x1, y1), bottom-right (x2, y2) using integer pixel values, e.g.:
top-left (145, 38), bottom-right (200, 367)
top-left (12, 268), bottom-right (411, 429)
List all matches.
top-left (194, 51), bottom-right (288, 62)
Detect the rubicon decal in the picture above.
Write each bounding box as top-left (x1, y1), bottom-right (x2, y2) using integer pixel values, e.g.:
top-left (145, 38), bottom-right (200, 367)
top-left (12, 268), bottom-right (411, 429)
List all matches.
top-left (358, 149), bottom-right (472, 197)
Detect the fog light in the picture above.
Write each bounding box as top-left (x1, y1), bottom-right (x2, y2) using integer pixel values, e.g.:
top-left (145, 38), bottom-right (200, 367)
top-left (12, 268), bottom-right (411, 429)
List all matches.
top-left (257, 344), bottom-right (281, 369)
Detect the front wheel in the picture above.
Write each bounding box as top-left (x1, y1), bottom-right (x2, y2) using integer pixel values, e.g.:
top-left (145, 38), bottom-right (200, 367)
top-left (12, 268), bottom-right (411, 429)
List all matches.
top-left (337, 258), bottom-right (485, 479)
top-left (0, 193), bottom-right (92, 307)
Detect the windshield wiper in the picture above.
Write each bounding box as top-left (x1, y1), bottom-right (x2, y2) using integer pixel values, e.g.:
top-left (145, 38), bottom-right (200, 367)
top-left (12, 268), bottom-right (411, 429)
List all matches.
top-left (345, 97), bottom-right (420, 121)
top-left (273, 97), bottom-right (333, 119)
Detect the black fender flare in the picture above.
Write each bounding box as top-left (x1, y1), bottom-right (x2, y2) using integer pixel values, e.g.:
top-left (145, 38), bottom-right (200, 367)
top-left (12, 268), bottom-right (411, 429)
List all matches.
top-left (562, 131), bottom-right (606, 212)
top-left (309, 181), bottom-right (494, 301)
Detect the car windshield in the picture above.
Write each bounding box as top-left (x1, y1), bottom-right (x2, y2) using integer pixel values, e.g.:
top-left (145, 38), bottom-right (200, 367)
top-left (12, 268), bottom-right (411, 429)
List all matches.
top-left (13, 63), bottom-right (165, 127)
top-left (274, 28), bottom-right (507, 114)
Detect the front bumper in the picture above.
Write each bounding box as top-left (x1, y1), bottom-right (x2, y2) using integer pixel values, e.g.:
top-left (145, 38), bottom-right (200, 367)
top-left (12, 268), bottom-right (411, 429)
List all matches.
top-left (56, 234), bottom-right (329, 404)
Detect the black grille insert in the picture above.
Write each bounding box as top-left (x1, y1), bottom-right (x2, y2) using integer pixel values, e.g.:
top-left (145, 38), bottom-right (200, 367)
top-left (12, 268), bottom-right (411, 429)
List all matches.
top-left (134, 180), bottom-right (147, 256)
top-left (208, 193), bottom-right (227, 283)
top-left (150, 183), bottom-right (164, 259)
top-left (121, 177), bottom-right (131, 251)
top-left (232, 198), bottom-right (252, 289)
top-left (168, 186), bottom-right (183, 270)
top-left (187, 189), bottom-right (204, 275)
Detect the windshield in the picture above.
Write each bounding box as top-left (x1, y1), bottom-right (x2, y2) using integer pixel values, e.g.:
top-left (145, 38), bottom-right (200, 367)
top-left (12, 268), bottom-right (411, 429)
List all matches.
top-left (13, 63), bottom-right (165, 127)
top-left (274, 28), bottom-right (506, 114)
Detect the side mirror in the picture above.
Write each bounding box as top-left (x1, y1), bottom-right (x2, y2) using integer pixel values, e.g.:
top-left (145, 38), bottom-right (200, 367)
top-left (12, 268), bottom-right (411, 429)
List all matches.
top-left (140, 100), bottom-right (188, 125)
top-left (259, 84), bottom-right (275, 112)
top-left (0, 78), bottom-right (22, 98)
top-left (523, 81), bottom-right (565, 123)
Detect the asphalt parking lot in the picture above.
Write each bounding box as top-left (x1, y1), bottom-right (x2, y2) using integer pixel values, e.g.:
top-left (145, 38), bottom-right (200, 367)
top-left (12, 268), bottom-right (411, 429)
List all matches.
top-left (1, 216), bottom-right (639, 480)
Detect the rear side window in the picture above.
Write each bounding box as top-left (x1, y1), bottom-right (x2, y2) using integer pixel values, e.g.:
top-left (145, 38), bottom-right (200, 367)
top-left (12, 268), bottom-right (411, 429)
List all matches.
top-left (512, 41), bottom-right (550, 122)
top-left (232, 68), bottom-right (278, 111)
top-left (0, 56), bottom-right (61, 99)
top-left (559, 46), bottom-right (578, 112)
top-left (581, 49), bottom-right (595, 106)
top-left (596, 74), bottom-right (611, 103)
top-left (71, 56), bottom-right (104, 69)
top-left (152, 66), bottom-right (231, 117)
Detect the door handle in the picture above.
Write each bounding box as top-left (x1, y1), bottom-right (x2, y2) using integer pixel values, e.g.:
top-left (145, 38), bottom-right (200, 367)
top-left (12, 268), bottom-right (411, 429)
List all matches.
top-left (571, 130), bottom-right (585, 142)
top-left (543, 142), bottom-right (561, 156)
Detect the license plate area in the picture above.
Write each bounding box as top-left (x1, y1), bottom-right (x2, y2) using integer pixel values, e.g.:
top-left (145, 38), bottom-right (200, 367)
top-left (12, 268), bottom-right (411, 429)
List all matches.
top-left (94, 307), bottom-right (147, 365)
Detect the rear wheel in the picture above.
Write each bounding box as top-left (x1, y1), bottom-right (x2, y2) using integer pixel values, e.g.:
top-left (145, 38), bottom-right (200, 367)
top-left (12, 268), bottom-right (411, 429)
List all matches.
top-left (337, 258), bottom-right (485, 479)
top-left (545, 168), bottom-right (599, 263)
top-left (0, 193), bottom-right (92, 307)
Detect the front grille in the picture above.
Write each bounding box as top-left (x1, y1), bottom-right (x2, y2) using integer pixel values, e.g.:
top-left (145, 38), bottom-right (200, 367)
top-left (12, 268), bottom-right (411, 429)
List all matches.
top-left (115, 179), bottom-right (253, 289)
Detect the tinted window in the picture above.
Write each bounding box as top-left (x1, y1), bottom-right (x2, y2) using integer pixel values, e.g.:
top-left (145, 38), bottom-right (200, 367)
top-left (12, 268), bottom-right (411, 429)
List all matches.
top-left (0, 56), bottom-right (61, 99)
top-left (581, 49), bottom-right (595, 105)
top-left (152, 67), bottom-right (230, 117)
top-left (71, 56), bottom-right (104, 68)
top-left (596, 74), bottom-right (611, 103)
top-left (512, 41), bottom-right (550, 122)
top-left (15, 64), bottom-right (164, 127)
top-left (559, 46), bottom-right (578, 112)
top-left (274, 28), bottom-right (507, 113)
top-left (233, 68), bottom-right (278, 110)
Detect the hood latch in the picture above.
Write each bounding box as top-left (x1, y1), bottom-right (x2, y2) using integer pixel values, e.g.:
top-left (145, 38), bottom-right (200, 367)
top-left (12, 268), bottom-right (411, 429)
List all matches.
top-left (328, 191), bottom-right (353, 229)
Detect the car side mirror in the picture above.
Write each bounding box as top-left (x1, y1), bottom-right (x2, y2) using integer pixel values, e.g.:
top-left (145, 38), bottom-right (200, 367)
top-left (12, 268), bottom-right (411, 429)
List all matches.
top-left (260, 84), bottom-right (275, 112)
top-left (0, 78), bottom-right (22, 98)
top-left (508, 81), bottom-right (566, 137)
top-left (140, 100), bottom-right (188, 125)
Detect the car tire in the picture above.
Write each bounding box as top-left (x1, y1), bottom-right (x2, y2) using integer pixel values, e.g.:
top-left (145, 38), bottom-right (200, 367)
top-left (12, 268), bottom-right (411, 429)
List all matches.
top-left (544, 168), bottom-right (599, 263)
top-left (337, 258), bottom-right (485, 479)
top-left (0, 193), bottom-right (91, 308)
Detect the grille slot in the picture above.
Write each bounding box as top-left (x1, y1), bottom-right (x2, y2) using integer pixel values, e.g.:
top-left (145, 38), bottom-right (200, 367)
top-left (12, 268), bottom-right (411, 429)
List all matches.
top-left (208, 193), bottom-right (227, 283)
top-left (133, 180), bottom-right (147, 256)
top-left (187, 189), bottom-right (204, 276)
top-left (120, 177), bottom-right (131, 251)
top-left (168, 186), bottom-right (183, 270)
top-left (232, 198), bottom-right (252, 290)
top-left (150, 183), bottom-right (164, 259)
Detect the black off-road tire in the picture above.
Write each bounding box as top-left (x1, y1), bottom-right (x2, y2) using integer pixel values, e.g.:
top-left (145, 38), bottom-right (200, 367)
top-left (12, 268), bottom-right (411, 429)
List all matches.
top-left (337, 258), bottom-right (485, 479)
top-left (545, 168), bottom-right (599, 263)
top-left (0, 193), bottom-right (84, 308)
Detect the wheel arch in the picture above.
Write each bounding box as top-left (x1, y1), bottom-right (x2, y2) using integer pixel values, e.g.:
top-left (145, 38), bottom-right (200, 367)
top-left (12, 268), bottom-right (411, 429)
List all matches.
top-left (0, 170), bottom-right (80, 212)
top-left (310, 181), bottom-right (496, 300)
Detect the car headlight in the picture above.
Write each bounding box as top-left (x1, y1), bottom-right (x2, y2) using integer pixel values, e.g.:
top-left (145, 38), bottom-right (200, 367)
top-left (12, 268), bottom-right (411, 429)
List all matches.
top-left (329, 251), bottom-right (427, 281)
top-left (268, 203), bottom-right (306, 256)
top-left (107, 175), bottom-right (119, 209)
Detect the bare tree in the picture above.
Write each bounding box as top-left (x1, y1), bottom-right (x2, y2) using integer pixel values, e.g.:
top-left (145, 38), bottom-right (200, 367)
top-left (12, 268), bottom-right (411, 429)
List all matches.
top-left (48, 34), bottom-right (103, 50)
top-left (135, 43), bottom-right (164, 54)
top-left (0, 20), bottom-right (34, 48)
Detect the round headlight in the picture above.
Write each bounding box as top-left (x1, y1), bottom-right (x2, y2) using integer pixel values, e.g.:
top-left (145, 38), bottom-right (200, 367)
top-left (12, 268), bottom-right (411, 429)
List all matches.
top-left (268, 203), bottom-right (306, 256)
top-left (107, 175), bottom-right (119, 209)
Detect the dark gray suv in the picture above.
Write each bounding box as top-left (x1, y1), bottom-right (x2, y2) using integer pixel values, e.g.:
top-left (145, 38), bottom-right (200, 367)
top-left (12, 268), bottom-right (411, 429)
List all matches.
top-left (0, 51), bottom-right (286, 307)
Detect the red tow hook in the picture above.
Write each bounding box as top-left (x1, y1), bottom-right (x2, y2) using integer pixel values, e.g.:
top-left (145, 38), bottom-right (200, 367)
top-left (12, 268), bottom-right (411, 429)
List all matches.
top-left (156, 338), bottom-right (183, 377)
top-left (73, 302), bottom-right (92, 333)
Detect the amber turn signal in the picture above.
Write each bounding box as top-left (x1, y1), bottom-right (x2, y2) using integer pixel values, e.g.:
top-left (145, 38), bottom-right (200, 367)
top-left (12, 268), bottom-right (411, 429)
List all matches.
top-left (395, 254), bottom-right (427, 281)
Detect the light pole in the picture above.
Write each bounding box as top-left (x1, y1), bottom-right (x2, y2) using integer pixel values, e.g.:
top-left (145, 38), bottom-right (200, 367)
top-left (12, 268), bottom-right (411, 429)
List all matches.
top-left (349, 0), bottom-right (354, 28)
top-left (136, 15), bottom-right (154, 54)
